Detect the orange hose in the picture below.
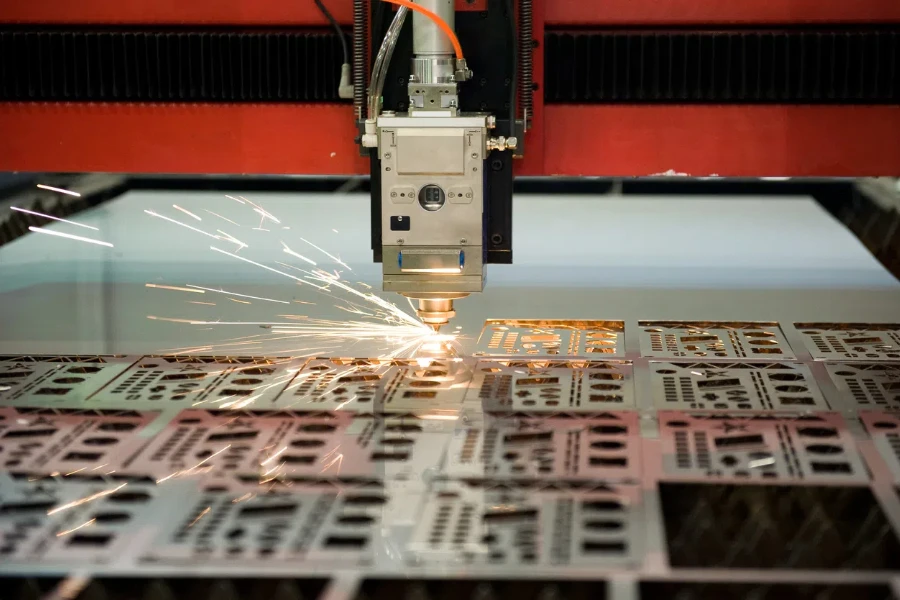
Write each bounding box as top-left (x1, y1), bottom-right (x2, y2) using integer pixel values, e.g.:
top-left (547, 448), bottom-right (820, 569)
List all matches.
top-left (381, 0), bottom-right (464, 60)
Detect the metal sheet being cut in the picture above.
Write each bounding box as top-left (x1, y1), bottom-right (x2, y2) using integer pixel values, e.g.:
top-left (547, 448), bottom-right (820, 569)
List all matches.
top-left (1, 192), bottom-right (900, 598)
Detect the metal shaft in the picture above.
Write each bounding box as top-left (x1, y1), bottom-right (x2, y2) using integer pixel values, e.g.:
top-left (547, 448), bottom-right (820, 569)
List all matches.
top-left (413, 0), bottom-right (454, 57)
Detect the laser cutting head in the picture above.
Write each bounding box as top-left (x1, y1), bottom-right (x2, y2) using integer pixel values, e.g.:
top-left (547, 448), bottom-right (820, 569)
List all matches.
top-left (404, 293), bottom-right (467, 332)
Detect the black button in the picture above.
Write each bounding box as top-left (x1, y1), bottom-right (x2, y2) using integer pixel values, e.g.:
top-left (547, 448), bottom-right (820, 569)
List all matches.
top-left (390, 216), bottom-right (410, 231)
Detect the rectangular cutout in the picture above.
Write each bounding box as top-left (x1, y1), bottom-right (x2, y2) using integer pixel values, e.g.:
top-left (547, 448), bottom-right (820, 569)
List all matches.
top-left (34, 387), bottom-right (70, 395)
top-left (219, 389), bottom-right (253, 396)
top-left (403, 391), bottom-right (437, 399)
top-left (811, 461), bottom-right (852, 474)
top-left (338, 375), bottom-right (381, 383)
top-left (206, 430), bottom-right (259, 442)
top-left (282, 454), bottom-right (316, 465)
top-left (503, 431), bottom-right (553, 444)
top-left (160, 373), bottom-right (206, 381)
top-left (0, 371), bottom-right (30, 379)
top-left (238, 503), bottom-right (298, 517)
top-left (518, 377), bottom-right (560, 386)
top-left (714, 434), bottom-right (765, 449)
top-left (589, 395), bottom-right (623, 403)
top-left (68, 533), bottom-right (114, 547)
top-left (371, 452), bottom-right (409, 462)
top-left (697, 378), bottom-right (742, 389)
top-left (582, 540), bottom-right (627, 554)
top-left (63, 451), bottom-right (103, 461)
top-left (752, 348), bottom-right (783, 354)
top-left (0, 500), bottom-right (57, 515)
top-left (680, 336), bottom-right (719, 343)
top-left (3, 428), bottom-right (58, 439)
top-left (780, 397), bottom-right (815, 406)
top-left (589, 456), bottom-right (627, 468)
top-left (483, 509), bottom-right (538, 522)
top-left (324, 535), bottom-right (368, 549)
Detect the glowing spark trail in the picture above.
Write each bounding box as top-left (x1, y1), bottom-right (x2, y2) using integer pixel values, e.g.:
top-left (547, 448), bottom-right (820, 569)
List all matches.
top-left (210, 246), bottom-right (309, 284)
top-left (144, 210), bottom-right (222, 242)
top-left (57, 518), bottom-right (96, 537)
top-left (37, 184), bottom-right (81, 197)
top-left (28, 226), bottom-right (113, 248)
top-left (173, 204), bottom-right (202, 221)
top-left (48, 483), bottom-right (128, 515)
top-left (300, 237), bottom-right (352, 270)
top-left (145, 283), bottom-right (205, 294)
top-left (185, 284), bottom-right (290, 304)
top-left (204, 210), bottom-right (241, 226)
top-left (281, 241), bottom-right (317, 265)
top-left (12, 206), bottom-right (99, 230)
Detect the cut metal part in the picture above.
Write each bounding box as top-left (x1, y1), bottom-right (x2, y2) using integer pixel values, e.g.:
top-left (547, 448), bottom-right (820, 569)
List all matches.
top-left (639, 321), bottom-right (796, 360)
top-left (649, 361), bottom-right (828, 411)
top-left (466, 359), bottom-right (635, 412)
top-left (796, 323), bottom-right (900, 361)
top-left (656, 411), bottom-right (868, 483)
top-left (826, 362), bottom-right (900, 409)
top-left (475, 320), bottom-right (625, 358)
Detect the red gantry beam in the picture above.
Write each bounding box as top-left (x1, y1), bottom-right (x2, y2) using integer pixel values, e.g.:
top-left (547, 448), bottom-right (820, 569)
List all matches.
top-left (1, 103), bottom-right (898, 177)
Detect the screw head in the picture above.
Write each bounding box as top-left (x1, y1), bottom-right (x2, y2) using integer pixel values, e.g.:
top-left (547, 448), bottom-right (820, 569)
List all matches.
top-left (385, 152), bottom-right (392, 159)
top-left (460, 238), bottom-right (467, 244)
top-left (397, 238), bottom-right (404, 245)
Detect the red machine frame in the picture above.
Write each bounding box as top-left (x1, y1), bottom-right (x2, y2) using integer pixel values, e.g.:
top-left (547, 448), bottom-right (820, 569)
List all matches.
top-left (1, 0), bottom-right (899, 177)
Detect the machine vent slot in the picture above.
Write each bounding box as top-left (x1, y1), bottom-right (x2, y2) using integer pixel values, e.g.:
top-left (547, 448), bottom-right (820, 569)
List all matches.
top-left (545, 30), bottom-right (900, 104)
top-left (0, 29), bottom-right (347, 103)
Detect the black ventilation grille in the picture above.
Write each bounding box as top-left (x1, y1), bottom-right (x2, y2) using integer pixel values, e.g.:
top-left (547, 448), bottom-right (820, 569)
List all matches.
top-left (0, 29), bottom-right (346, 102)
top-left (545, 30), bottom-right (899, 104)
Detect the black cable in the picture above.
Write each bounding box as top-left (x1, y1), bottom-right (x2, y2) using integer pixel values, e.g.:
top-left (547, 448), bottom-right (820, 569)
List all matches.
top-left (504, 0), bottom-right (517, 136)
top-left (314, 0), bottom-right (349, 65)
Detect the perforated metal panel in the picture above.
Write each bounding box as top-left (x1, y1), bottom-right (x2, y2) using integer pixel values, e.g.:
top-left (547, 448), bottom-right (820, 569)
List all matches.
top-left (142, 480), bottom-right (425, 568)
top-left (860, 411), bottom-right (900, 482)
top-left (827, 363), bottom-right (900, 409)
top-left (466, 359), bottom-right (635, 413)
top-left (657, 411), bottom-right (867, 482)
top-left (639, 322), bottom-right (796, 360)
top-left (445, 413), bottom-right (640, 482)
top-left (407, 480), bottom-right (642, 568)
top-left (649, 361), bottom-right (828, 410)
top-left (276, 357), bottom-right (473, 414)
top-left (796, 324), bottom-right (900, 361)
top-left (475, 320), bottom-right (625, 358)
top-left (0, 407), bottom-right (157, 475)
top-left (119, 411), bottom-right (453, 484)
top-left (0, 355), bottom-right (139, 406)
top-left (89, 356), bottom-right (302, 410)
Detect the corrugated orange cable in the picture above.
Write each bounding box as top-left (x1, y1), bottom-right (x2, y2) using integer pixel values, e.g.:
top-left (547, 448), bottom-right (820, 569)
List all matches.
top-left (380, 0), bottom-right (464, 60)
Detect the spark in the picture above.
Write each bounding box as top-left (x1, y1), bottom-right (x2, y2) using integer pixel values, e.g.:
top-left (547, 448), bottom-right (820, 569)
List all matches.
top-left (225, 195), bottom-right (245, 204)
top-left (281, 241), bottom-right (317, 265)
top-left (144, 210), bottom-right (222, 242)
top-left (188, 507), bottom-right (211, 527)
top-left (11, 206), bottom-right (99, 230)
top-left (204, 210), bottom-right (241, 226)
top-left (299, 237), bottom-right (351, 270)
top-left (419, 412), bottom-right (460, 421)
top-left (188, 301), bottom-right (216, 306)
top-left (210, 246), bottom-right (309, 284)
top-left (232, 493), bottom-right (254, 503)
top-left (215, 230), bottom-right (248, 250)
top-left (147, 315), bottom-right (203, 324)
top-left (332, 229), bottom-right (339, 233)
top-left (157, 445), bottom-right (231, 483)
top-left (28, 226), bottom-right (113, 248)
top-left (230, 298), bottom-right (251, 304)
top-left (48, 483), bottom-right (128, 515)
top-left (145, 283), bottom-right (205, 294)
top-left (173, 204), bottom-right (202, 221)
top-left (37, 184), bottom-right (81, 197)
top-left (56, 518), bottom-right (97, 537)
top-left (253, 227), bottom-right (271, 232)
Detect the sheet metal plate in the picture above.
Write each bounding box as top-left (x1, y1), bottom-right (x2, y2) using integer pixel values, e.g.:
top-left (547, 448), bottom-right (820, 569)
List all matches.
top-left (475, 320), bottom-right (625, 358)
top-left (639, 321), bottom-right (796, 360)
top-left (795, 323), bottom-right (900, 361)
